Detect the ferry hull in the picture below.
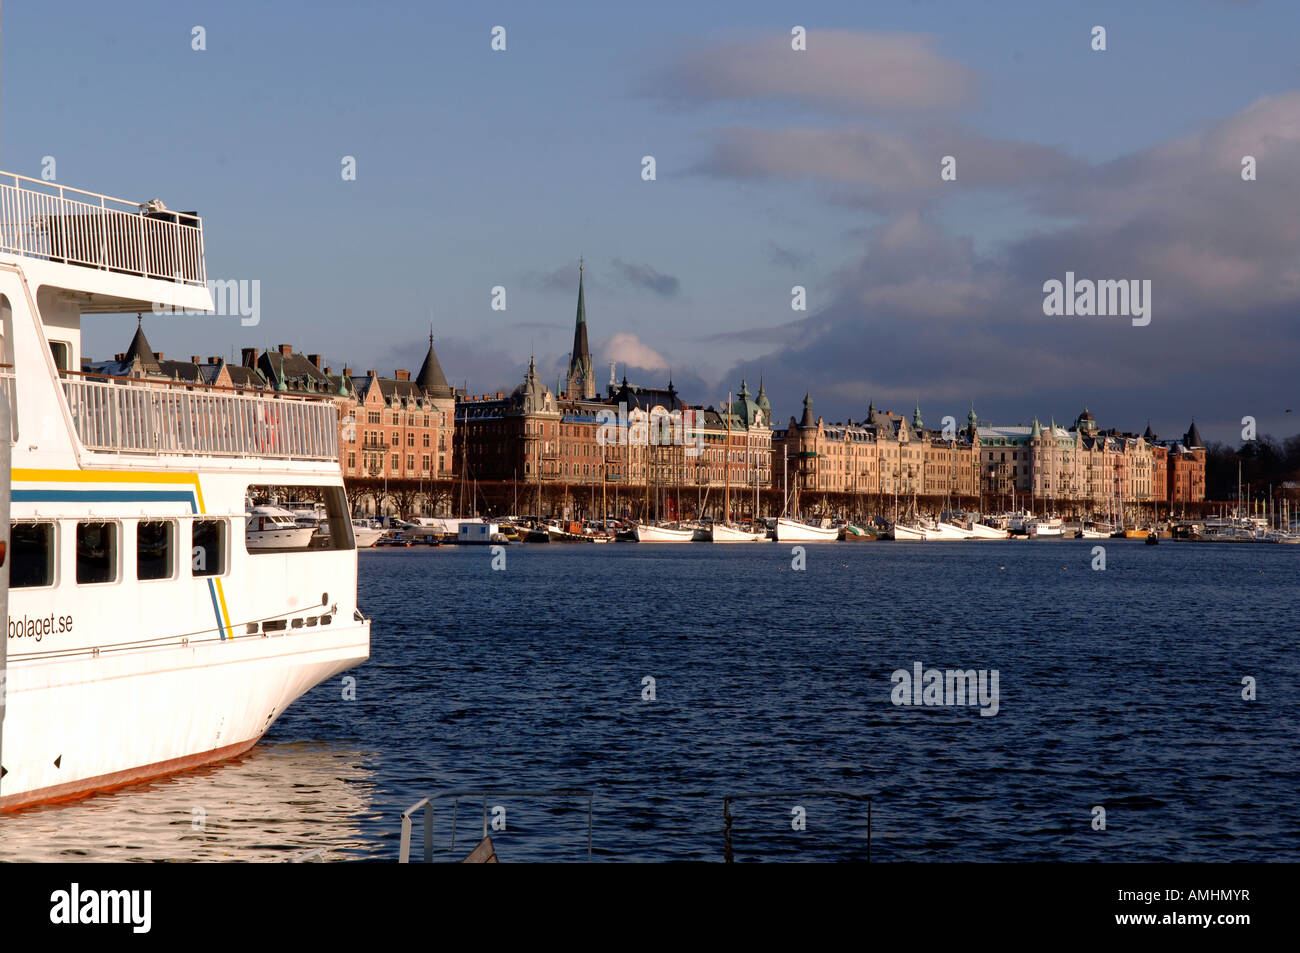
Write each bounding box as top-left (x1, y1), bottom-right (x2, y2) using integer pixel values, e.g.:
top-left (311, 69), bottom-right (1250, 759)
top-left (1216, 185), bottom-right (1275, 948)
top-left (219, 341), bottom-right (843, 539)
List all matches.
top-left (1, 620), bottom-right (369, 811)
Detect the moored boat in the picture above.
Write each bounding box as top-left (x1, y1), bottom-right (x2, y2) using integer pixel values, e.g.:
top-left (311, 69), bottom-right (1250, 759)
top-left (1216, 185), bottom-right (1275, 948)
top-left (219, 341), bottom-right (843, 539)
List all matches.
top-left (246, 505), bottom-right (318, 550)
top-left (1026, 517), bottom-right (1065, 539)
top-left (633, 522), bottom-right (696, 543)
top-left (710, 522), bottom-right (769, 542)
top-left (774, 517), bottom-right (840, 542)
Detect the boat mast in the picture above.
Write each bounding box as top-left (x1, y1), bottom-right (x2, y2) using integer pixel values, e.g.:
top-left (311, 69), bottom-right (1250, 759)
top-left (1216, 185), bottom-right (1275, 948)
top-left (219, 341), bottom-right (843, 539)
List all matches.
top-left (724, 391), bottom-right (732, 524)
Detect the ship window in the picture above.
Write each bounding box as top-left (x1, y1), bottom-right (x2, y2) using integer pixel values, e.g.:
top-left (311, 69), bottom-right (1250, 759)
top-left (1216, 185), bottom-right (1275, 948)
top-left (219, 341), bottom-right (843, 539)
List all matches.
top-left (245, 485), bottom-right (353, 552)
top-left (9, 522), bottom-right (55, 588)
top-left (137, 520), bottom-right (175, 581)
top-left (193, 519), bottom-right (227, 576)
top-left (76, 521), bottom-right (118, 584)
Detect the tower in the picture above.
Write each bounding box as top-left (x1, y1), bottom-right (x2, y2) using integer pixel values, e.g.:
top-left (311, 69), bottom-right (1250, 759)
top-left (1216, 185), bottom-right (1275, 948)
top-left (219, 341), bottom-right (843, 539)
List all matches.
top-left (566, 260), bottom-right (595, 399)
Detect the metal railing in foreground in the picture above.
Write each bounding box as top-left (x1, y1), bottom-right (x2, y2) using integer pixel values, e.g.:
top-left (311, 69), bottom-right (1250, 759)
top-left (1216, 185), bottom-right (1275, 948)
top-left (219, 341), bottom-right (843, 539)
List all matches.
top-left (399, 789), bottom-right (595, 863)
top-left (0, 171), bottom-right (205, 286)
top-left (61, 373), bottom-right (339, 461)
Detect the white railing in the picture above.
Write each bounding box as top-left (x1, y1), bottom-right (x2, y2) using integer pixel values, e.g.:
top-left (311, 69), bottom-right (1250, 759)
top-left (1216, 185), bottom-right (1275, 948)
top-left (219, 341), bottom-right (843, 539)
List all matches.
top-left (0, 171), bottom-right (206, 286)
top-left (62, 376), bottom-right (338, 461)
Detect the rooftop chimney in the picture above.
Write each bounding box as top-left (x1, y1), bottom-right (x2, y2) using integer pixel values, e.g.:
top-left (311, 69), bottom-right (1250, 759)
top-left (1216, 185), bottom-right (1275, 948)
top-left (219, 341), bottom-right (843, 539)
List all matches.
top-left (395, 369), bottom-right (410, 381)
top-left (278, 344), bottom-right (294, 356)
top-left (308, 354), bottom-right (323, 369)
top-left (241, 347), bottom-right (258, 368)
top-left (497, 392), bottom-right (504, 399)
top-left (191, 355), bottom-right (201, 364)
top-left (156, 352), bottom-right (164, 360)
top-left (343, 367), bottom-right (353, 377)
top-left (367, 369), bottom-right (377, 377)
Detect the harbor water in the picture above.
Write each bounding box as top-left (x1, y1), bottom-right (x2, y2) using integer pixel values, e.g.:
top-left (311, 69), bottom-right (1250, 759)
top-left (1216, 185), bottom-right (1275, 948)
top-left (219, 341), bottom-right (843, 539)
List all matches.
top-left (2, 540), bottom-right (1297, 862)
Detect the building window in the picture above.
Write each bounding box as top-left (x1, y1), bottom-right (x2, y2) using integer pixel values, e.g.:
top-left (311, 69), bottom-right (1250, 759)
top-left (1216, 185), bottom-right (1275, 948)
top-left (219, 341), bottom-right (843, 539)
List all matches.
top-left (76, 521), bottom-right (118, 585)
top-left (422, 433), bottom-right (430, 448)
top-left (137, 520), bottom-right (176, 581)
top-left (391, 454), bottom-right (399, 470)
top-left (407, 432), bottom-right (415, 447)
top-left (193, 520), bottom-right (227, 577)
top-left (347, 452), bottom-right (356, 469)
top-left (422, 454), bottom-right (430, 472)
top-left (391, 432), bottom-right (399, 447)
top-left (368, 411), bottom-right (380, 424)
top-left (407, 454), bottom-right (415, 470)
top-left (9, 522), bottom-right (55, 588)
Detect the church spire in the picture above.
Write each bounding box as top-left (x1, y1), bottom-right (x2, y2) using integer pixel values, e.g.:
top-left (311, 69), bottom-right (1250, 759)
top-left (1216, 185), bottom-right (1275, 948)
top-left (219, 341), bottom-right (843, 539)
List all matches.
top-left (566, 260), bottom-right (594, 399)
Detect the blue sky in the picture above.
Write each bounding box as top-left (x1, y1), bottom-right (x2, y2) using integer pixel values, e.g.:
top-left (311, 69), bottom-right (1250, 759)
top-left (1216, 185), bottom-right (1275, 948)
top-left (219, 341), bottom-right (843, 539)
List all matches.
top-left (3, 0), bottom-right (1298, 442)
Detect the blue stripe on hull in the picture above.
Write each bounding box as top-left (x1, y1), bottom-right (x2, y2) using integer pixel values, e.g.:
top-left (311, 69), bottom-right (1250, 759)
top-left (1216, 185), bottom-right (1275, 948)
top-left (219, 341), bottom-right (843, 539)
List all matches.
top-left (12, 486), bottom-right (229, 639)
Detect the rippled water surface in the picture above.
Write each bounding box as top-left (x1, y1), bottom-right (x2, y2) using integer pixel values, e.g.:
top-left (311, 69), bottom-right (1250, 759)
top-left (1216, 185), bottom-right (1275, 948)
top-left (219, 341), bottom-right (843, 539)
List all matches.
top-left (4, 540), bottom-right (1298, 862)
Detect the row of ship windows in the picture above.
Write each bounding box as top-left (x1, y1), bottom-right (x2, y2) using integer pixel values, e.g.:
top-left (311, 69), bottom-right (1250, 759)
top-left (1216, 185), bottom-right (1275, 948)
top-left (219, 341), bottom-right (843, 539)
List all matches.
top-left (8, 519), bottom-right (227, 590)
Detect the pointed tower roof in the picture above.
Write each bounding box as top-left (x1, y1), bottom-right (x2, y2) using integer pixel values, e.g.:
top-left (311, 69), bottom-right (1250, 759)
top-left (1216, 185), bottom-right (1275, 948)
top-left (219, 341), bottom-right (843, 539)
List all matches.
top-left (912, 400), bottom-right (923, 430)
top-left (415, 331), bottom-right (452, 398)
top-left (566, 261), bottom-right (592, 395)
top-left (1185, 420), bottom-right (1204, 448)
top-left (799, 392), bottom-right (815, 429)
top-left (124, 315), bottom-right (161, 375)
top-left (1143, 421), bottom-right (1157, 442)
top-left (756, 375), bottom-right (771, 414)
top-left (1030, 417), bottom-right (1042, 438)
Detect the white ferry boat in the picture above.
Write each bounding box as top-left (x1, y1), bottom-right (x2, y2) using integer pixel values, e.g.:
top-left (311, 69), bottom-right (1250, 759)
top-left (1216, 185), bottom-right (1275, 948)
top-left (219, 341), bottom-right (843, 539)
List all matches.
top-left (0, 170), bottom-right (370, 810)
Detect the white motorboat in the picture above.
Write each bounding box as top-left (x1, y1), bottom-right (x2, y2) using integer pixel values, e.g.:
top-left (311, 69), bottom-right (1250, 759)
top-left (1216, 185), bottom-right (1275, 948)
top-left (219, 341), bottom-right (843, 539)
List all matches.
top-left (634, 523), bottom-right (697, 543)
top-left (889, 522), bottom-right (930, 541)
top-left (351, 521), bottom-right (386, 548)
top-left (246, 506), bottom-right (319, 550)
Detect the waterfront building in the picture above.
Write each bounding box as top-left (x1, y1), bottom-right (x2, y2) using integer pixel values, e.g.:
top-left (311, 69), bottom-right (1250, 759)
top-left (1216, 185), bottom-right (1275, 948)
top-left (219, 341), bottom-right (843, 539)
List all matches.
top-left (340, 335), bottom-right (456, 484)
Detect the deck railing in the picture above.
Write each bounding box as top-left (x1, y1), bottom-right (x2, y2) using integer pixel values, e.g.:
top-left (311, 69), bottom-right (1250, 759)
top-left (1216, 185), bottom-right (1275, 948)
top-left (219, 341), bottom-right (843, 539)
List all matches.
top-left (0, 172), bottom-right (206, 286)
top-left (62, 375), bottom-right (338, 461)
